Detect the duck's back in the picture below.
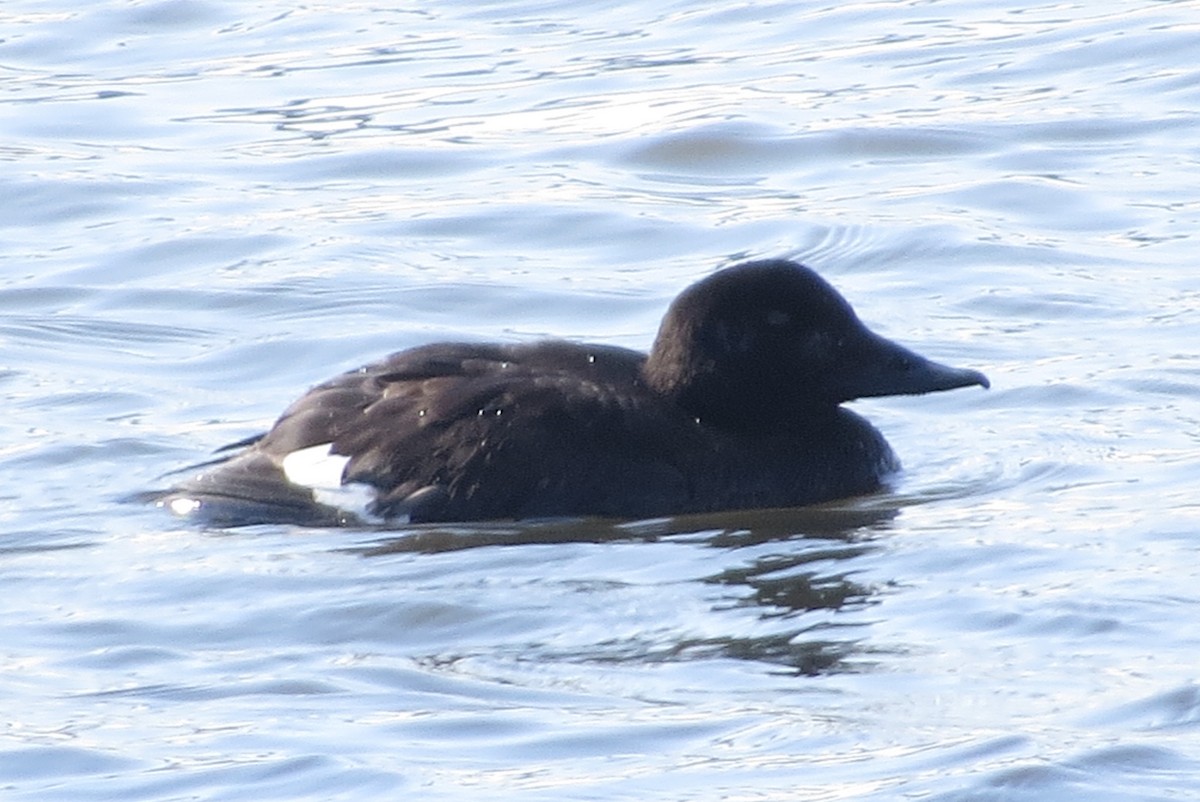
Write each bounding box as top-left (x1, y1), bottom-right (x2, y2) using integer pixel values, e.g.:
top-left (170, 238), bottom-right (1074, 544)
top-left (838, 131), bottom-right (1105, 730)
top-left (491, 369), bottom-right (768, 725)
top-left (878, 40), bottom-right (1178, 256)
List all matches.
top-left (170, 341), bottom-right (713, 524)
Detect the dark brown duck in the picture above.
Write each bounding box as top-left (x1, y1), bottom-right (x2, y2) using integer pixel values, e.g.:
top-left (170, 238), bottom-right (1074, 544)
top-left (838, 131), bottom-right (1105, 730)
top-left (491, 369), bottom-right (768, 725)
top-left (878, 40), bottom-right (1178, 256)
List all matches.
top-left (159, 259), bottom-right (988, 526)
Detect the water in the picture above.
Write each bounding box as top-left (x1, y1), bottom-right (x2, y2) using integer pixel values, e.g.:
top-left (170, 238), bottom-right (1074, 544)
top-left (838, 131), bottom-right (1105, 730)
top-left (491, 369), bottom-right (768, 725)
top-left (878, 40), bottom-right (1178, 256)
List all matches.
top-left (3, 0), bottom-right (1200, 799)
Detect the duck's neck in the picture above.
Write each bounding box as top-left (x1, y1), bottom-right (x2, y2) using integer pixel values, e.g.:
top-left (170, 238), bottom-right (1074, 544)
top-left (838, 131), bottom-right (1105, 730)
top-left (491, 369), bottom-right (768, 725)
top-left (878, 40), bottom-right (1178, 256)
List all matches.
top-left (642, 359), bottom-right (837, 435)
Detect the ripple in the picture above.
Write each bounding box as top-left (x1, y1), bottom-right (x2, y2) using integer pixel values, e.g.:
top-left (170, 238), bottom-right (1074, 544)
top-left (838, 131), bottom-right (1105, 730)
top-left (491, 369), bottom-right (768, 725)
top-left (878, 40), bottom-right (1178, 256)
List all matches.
top-left (4, 1), bottom-right (1200, 801)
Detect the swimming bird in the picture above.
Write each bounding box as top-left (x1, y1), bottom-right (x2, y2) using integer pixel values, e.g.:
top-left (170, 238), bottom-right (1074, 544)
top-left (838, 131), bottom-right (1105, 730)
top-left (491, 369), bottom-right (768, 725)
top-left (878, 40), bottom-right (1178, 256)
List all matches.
top-left (160, 259), bottom-right (988, 526)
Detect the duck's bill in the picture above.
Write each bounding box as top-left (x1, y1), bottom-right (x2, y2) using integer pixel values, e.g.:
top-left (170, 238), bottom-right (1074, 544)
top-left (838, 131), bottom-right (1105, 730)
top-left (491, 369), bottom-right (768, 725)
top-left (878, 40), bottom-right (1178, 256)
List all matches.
top-left (832, 330), bottom-right (990, 402)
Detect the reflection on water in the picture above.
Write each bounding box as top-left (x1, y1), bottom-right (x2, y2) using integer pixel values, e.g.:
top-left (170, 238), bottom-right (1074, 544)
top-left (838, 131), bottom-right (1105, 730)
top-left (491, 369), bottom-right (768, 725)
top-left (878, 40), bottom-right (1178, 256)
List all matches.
top-left (351, 502), bottom-right (898, 555)
top-left (351, 502), bottom-right (894, 675)
top-left (694, 543), bottom-right (880, 676)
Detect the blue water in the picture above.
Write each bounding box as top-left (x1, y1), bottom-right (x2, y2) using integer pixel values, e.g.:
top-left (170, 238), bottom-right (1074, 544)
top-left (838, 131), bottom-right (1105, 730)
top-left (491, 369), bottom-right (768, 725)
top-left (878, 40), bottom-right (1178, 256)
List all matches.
top-left (3, 1), bottom-right (1200, 799)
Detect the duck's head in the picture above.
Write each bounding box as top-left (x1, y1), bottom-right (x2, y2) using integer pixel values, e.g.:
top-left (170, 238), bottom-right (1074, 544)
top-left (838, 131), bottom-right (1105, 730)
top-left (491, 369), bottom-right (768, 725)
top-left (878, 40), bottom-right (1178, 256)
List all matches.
top-left (642, 259), bottom-right (989, 430)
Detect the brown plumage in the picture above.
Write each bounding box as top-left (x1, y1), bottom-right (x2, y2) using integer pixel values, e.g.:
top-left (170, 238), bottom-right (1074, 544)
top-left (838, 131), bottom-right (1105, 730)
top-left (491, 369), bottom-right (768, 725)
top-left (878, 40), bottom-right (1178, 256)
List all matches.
top-left (158, 260), bottom-right (988, 526)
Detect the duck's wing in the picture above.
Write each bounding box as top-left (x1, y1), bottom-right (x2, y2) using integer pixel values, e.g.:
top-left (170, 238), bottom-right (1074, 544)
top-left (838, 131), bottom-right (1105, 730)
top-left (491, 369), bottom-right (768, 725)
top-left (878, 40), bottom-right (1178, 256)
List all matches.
top-left (162, 341), bottom-right (697, 525)
top-left (325, 341), bottom-right (697, 522)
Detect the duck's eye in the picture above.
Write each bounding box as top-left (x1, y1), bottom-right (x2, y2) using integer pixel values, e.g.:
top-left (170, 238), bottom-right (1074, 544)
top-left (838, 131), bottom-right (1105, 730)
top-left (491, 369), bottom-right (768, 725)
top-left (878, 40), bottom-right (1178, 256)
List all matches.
top-left (766, 310), bottom-right (791, 327)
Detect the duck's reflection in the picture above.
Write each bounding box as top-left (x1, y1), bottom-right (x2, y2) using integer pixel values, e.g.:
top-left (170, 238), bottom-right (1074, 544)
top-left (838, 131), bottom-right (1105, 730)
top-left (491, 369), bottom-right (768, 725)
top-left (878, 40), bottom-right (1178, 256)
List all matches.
top-left (690, 539), bottom-right (880, 675)
top-left (346, 501), bottom-right (896, 675)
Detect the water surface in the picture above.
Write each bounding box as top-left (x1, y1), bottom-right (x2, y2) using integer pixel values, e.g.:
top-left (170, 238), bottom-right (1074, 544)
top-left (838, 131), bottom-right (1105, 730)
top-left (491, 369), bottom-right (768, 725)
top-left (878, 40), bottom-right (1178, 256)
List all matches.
top-left (2, 1), bottom-right (1199, 799)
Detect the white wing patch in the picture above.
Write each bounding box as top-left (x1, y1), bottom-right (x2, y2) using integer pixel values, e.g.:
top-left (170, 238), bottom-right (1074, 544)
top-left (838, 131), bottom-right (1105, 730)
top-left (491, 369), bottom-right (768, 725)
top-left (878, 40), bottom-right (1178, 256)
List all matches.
top-left (281, 443), bottom-right (378, 520)
top-left (282, 443), bottom-right (350, 489)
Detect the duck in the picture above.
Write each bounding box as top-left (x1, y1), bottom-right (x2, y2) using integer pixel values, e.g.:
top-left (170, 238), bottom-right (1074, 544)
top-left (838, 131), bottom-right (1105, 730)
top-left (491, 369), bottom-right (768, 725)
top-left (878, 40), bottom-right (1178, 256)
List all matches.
top-left (159, 259), bottom-right (988, 526)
